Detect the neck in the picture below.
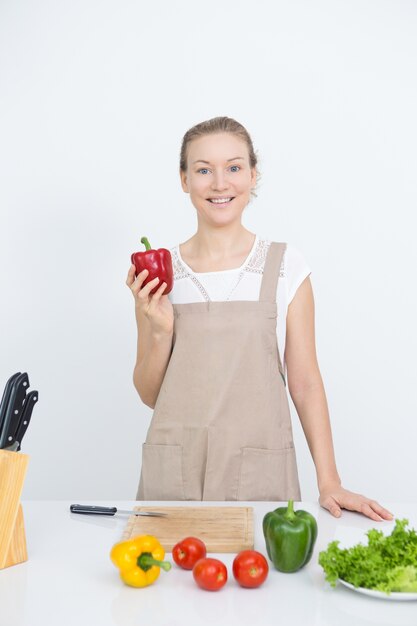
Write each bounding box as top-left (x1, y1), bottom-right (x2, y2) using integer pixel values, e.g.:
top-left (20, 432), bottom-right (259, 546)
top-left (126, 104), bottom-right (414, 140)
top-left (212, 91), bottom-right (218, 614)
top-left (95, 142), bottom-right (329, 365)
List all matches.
top-left (187, 225), bottom-right (255, 261)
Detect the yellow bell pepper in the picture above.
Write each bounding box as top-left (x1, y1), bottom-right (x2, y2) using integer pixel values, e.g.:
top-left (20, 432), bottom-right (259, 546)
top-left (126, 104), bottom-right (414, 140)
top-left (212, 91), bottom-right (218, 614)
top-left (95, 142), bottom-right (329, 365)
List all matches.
top-left (110, 534), bottom-right (172, 587)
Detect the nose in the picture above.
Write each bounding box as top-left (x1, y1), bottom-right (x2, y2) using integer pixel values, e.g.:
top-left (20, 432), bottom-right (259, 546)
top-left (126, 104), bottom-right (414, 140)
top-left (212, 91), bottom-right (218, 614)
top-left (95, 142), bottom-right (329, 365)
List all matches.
top-left (211, 170), bottom-right (230, 192)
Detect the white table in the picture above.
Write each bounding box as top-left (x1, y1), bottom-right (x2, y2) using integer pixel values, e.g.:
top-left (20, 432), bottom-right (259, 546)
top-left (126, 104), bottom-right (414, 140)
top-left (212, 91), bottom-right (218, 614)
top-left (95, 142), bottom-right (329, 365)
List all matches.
top-left (1, 501), bottom-right (416, 626)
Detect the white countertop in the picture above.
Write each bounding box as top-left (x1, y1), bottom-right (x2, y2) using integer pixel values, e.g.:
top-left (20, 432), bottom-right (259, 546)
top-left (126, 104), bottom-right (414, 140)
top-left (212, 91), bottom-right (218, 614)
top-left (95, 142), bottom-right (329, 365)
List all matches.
top-left (1, 501), bottom-right (416, 626)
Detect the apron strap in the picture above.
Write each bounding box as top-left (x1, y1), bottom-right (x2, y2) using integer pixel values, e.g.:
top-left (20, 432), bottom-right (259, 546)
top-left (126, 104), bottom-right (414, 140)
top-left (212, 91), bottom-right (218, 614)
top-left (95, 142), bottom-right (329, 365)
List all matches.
top-left (259, 241), bottom-right (287, 385)
top-left (259, 242), bottom-right (286, 303)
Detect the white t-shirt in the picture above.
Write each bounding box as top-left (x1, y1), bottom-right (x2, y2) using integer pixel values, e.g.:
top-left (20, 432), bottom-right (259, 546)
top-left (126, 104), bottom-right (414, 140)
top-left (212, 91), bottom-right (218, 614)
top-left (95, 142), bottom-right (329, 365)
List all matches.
top-left (168, 235), bottom-right (311, 373)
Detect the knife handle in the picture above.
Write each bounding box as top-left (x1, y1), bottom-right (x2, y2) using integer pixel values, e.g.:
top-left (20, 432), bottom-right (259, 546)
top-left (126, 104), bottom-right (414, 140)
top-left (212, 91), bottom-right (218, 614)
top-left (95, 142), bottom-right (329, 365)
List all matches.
top-left (70, 504), bottom-right (117, 516)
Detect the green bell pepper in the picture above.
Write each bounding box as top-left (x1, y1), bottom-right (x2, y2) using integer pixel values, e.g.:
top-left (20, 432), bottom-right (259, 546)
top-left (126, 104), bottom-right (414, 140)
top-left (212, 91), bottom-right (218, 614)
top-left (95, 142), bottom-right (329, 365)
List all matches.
top-left (263, 500), bottom-right (318, 572)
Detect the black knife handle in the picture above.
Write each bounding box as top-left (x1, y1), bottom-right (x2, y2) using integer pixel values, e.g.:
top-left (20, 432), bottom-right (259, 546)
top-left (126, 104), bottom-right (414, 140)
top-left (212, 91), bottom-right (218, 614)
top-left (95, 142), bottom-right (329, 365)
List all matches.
top-left (0, 372), bottom-right (29, 449)
top-left (0, 372), bottom-right (21, 434)
top-left (70, 504), bottom-right (117, 516)
top-left (14, 390), bottom-right (38, 450)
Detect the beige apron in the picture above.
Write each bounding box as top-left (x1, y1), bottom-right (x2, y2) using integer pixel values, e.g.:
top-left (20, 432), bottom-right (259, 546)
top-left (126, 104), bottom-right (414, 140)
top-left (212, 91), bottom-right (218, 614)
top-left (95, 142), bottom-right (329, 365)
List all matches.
top-left (136, 242), bottom-right (301, 501)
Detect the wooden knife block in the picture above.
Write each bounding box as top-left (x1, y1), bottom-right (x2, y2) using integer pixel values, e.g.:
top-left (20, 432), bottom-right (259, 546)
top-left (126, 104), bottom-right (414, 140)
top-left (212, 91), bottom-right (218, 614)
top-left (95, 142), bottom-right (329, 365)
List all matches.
top-left (0, 449), bottom-right (29, 569)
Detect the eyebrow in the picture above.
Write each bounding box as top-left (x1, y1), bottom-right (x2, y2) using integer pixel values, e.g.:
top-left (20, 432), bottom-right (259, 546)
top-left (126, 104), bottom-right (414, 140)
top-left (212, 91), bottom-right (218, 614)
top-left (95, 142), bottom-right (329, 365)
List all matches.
top-left (192, 157), bottom-right (245, 165)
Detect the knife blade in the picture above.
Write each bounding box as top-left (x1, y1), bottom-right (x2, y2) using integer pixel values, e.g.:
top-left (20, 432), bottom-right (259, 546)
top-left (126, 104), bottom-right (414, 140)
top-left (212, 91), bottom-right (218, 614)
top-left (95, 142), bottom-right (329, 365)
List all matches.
top-left (0, 372), bottom-right (29, 449)
top-left (5, 390), bottom-right (38, 451)
top-left (69, 504), bottom-right (168, 517)
top-left (0, 372), bottom-right (21, 440)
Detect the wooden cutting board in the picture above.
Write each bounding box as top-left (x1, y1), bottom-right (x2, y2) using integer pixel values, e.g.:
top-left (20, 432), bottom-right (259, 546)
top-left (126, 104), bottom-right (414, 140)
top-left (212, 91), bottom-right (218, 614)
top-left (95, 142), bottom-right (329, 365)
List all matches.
top-left (122, 506), bottom-right (254, 552)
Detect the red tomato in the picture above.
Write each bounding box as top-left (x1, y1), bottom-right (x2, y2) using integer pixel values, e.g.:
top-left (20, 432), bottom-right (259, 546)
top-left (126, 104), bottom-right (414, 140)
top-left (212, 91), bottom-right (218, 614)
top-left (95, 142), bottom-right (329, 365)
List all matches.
top-left (172, 537), bottom-right (207, 570)
top-left (192, 558), bottom-right (228, 591)
top-left (232, 550), bottom-right (269, 588)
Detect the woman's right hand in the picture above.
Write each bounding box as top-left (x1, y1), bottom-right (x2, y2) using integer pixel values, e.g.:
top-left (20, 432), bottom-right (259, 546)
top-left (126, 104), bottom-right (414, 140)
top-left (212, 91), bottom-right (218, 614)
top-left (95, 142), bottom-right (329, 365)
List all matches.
top-left (126, 265), bottom-right (174, 336)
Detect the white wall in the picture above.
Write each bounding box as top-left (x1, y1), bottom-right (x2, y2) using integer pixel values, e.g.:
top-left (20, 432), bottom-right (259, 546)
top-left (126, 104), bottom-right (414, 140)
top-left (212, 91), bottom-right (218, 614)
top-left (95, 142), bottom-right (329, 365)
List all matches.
top-left (1, 0), bottom-right (416, 504)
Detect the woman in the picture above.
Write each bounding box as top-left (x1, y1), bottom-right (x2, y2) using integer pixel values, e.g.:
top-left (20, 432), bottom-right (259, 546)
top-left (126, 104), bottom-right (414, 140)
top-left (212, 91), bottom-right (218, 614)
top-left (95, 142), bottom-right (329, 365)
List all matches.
top-left (126, 116), bottom-right (392, 521)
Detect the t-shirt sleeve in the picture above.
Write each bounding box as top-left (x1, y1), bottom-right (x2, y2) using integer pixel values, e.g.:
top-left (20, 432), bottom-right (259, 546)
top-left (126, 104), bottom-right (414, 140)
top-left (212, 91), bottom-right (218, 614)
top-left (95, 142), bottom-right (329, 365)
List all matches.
top-left (284, 244), bottom-right (312, 305)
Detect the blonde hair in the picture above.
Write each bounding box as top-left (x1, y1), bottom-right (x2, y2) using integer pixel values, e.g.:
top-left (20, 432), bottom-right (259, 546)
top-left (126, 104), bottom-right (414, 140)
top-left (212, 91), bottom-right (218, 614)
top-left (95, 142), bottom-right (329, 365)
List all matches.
top-left (179, 116), bottom-right (261, 200)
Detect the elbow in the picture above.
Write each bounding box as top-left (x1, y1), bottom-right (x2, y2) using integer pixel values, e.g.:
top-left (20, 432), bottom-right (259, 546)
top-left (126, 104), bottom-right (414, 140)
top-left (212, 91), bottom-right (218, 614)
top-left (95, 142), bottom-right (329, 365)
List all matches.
top-left (132, 368), bottom-right (156, 409)
top-left (143, 397), bottom-right (156, 409)
top-left (137, 389), bottom-right (156, 409)
top-left (288, 372), bottom-right (323, 403)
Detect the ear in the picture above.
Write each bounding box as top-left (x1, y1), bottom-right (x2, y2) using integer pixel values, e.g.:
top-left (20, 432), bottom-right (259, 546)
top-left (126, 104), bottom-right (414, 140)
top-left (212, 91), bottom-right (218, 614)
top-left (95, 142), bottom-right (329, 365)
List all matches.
top-left (180, 169), bottom-right (189, 193)
top-left (250, 166), bottom-right (257, 188)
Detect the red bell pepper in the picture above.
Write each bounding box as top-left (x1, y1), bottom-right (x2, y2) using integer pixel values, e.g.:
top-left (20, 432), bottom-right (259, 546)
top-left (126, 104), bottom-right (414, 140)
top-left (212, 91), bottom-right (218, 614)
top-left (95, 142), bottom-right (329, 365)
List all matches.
top-left (131, 237), bottom-right (174, 295)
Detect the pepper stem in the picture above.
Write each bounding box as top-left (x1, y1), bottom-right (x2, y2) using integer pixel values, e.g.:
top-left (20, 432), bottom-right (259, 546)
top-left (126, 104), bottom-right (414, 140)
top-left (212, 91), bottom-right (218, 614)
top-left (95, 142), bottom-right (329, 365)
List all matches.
top-left (137, 552), bottom-right (172, 572)
top-left (141, 237), bottom-right (151, 251)
top-left (285, 499), bottom-right (296, 520)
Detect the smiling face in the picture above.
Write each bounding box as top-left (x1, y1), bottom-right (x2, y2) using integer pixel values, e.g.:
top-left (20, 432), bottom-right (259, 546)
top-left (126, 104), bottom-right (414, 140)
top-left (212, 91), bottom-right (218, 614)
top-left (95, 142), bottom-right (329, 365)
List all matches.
top-left (180, 132), bottom-right (257, 228)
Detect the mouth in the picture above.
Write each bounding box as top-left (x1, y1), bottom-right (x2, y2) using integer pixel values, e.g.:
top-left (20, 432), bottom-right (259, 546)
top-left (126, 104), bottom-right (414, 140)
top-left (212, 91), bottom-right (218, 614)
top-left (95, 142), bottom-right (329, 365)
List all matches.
top-left (207, 197), bottom-right (235, 207)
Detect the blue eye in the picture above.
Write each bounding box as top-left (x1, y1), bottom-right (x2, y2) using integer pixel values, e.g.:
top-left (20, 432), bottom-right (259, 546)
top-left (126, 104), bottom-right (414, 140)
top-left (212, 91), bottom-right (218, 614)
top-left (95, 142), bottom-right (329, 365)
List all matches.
top-left (197, 165), bottom-right (240, 174)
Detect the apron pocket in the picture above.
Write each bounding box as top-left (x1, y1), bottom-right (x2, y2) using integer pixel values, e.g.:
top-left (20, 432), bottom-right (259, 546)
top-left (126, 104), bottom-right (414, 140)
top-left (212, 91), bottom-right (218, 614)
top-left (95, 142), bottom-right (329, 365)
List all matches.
top-left (237, 446), bottom-right (300, 501)
top-left (141, 443), bottom-right (185, 500)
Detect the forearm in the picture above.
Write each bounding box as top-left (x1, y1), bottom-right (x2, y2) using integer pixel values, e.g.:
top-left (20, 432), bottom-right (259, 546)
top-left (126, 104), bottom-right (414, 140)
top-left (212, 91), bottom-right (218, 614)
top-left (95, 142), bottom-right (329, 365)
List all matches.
top-left (289, 374), bottom-right (341, 492)
top-left (133, 317), bottom-right (173, 409)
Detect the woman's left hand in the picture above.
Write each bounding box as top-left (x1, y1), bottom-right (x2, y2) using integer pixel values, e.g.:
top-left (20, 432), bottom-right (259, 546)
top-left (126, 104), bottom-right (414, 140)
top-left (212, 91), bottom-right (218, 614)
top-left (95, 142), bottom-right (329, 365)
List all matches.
top-left (319, 485), bottom-right (394, 521)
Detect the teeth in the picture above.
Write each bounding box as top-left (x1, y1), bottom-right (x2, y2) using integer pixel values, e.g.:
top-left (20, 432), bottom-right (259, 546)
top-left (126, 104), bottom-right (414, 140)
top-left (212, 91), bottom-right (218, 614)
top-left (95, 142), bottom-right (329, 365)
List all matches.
top-left (209, 198), bottom-right (232, 204)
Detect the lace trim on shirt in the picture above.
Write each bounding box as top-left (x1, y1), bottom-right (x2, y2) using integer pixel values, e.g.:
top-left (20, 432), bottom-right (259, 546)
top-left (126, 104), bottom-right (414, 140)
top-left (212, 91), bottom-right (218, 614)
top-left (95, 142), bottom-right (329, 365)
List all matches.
top-left (171, 247), bottom-right (188, 280)
top-left (245, 239), bottom-right (285, 278)
top-left (245, 238), bottom-right (271, 274)
top-left (171, 238), bottom-right (285, 301)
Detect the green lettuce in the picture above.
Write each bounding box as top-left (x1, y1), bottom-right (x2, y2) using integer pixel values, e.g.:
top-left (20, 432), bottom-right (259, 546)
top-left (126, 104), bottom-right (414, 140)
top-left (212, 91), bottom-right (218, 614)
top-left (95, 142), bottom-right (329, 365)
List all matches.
top-left (318, 518), bottom-right (417, 594)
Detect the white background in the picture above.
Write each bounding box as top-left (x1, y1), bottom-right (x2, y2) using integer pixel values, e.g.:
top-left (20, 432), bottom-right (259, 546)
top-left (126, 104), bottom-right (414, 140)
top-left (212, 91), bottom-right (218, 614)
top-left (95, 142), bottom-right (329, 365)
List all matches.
top-left (1, 0), bottom-right (416, 504)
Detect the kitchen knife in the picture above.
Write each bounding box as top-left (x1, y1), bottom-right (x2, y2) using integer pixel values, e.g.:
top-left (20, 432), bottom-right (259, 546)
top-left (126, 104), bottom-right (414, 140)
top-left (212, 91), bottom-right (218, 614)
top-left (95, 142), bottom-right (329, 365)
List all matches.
top-left (0, 372), bottom-right (29, 449)
top-left (5, 390), bottom-right (38, 451)
top-left (0, 372), bottom-right (21, 439)
top-left (70, 504), bottom-right (168, 517)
